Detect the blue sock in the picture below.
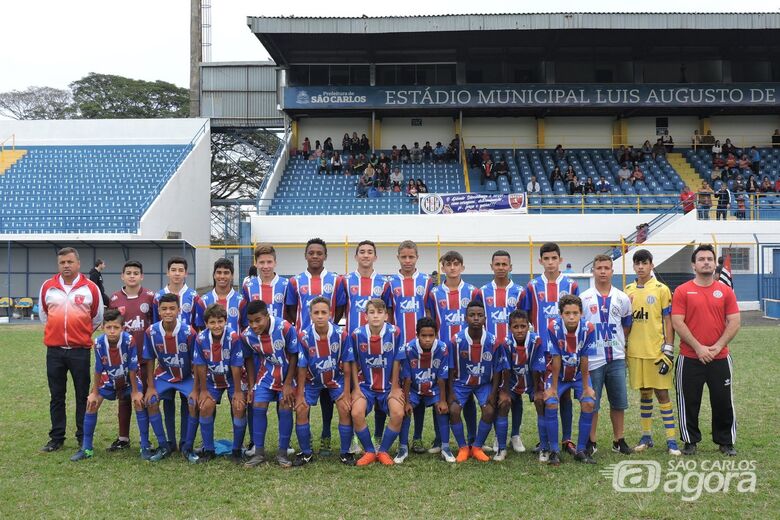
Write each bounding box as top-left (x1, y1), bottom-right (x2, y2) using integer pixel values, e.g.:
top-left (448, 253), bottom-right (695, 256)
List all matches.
top-left (399, 416), bottom-right (411, 448)
top-left (511, 397), bottom-right (523, 437)
top-left (184, 414), bottom-right (198, 452)
top-left (561, 397), bottom-right (573, 441)
top-left (412, 404), bottom-right (425, 440)
top-left (431, 406), bottom-right (441, 445)
top-left (436, 413), bottom-right (450, 448)
top-left (451, 421), bottom-right (466, 448)
top-left (253, 407), bottom-right (268, 449)
top-left (136, 409), bottom-right (151, 449)
top-left (278, 409), bottom-right (293, 451)
top-left (545, 407), bottom-right (560, 453)
top-left (296, 423), bottom-right (312, 455)
top-left (379, 425), bottom-right (400, 453)
top-left (355, 427), bottom-right (375, 453)
top-left (338, 424), bottom-right (354, 455)
top-left (232, 417), bottom-right (247, 451)
top-left (247, 406), bottom-right (254, 444)
top-left (148, 411), bottom-right (168, 447)
top-left (474, 419), bottom-right (492, 448)
top-left (200, 415), bottom-right (215, 451)
top-left (179, 398), bottom-right (189, 447)
top-left (82, 412), bottom-right (97, 451)
top-left (374, 409), bottom-right (387, 438)
top-left (463, 397), bottom-right (477, 445)
top-left (320, 390), bottom-right (333, 439)
top-left (537, 414), bottom-right (549, 450)
top-left (496, 416), bottom-right (509, 451)
top-left (163, 399), bottom-right (176, 447)
top-left (577, 411), bottom-right (595, 452)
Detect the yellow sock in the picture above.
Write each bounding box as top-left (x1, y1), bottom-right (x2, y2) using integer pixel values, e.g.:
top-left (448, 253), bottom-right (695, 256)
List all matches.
top-left (639, 390), bottom-right (653, 436)
top-left (659, 401), bottom-right (676, 441)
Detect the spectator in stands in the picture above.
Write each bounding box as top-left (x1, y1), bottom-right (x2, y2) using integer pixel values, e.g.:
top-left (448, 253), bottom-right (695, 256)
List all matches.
top-left (735, 193), bottom-right (747, 220)
top-left (628, 145), bottom-right (640, 165)
top-left (680, 185), bottom-right (696, 214)
top-left (422, 141), bottom-right (433, 162)
top-left (715, 184), bottom-right (731, 220)
top-left (318, 154), bottom-right (329, 175)
top-left (481, 148), bottom-right (491, 164)
top-left (400, 144), bottom-right (410, 164)
top-left (360, 134), bottom-right (370, 154)
top-left (369, 152), bottom-right (379, 169)
top-left (722, 138), bottom-right (736, 156)
top-left (353, 154), bottom-right (367, 175)
top-left (390, 167), bottom-right (404, 191)
top-left (725, 153), bottom-right (738, 178)
top-left (494, 157), bottom-right (510, 183)
top-left (614, 145), bottom-right (627, 162)
top-left (350, 132), bottom-right (360, 154)
top-left (773, 129), bottom-right (780, 149)
top-left (640, 140), bottom-right (653, 161)
top-left (711, 139), bottom-right (722, 159)
top-left (760, 176), bottom-right (774, 193)
top-left (301, 137), bottom-right (311, 160)
top-left (583, 177), bottom-right (596, 194)
top-left (450, 134), bottom-right (461, 159)
top-left (550, 166), bottom-right (563, 184)
top-left (713, 153), bottom-right (726, 170)
top-left (569, 177), bottom-right (583, 195)
top-left (733, 174), bottom-right (745, 193)
top-left (619, 146), bottom-right (632, 166)
top-left (749, 146), bottom-right (761, 174)
top-left (526, 175), bottom-right (541, 193)
top-left (378, 152), bottom-right (391, 172)
top-left (88, 259), bottom-right (109, 307)
top-left (357, 171), bottom-right (373, 198)
top-left (596, 175), bottom-right (611, 194)
top-left (406, 179), bottom-right (418, 201)
top-left (652, 138), bottom-right (667, 158)
top-left (331, 151), bottom-right (343, 174)
top-left (775, 178), bottom-right (780, 193)
top-left (617, 163), bottom-right (632, 183)
top-left (555, 144), bottom-right (566, 161)
top-left (342, 133), bottom-right (351, 153)
top-left (433, 142), bottom-right (447, 163)
top-left (481, 157), bottom-right (495, 185)
top-left (391, 145), bottom-right (400, 163)
top-left (378, 164), bottom-right (391, 190)
top-left (314, 140), bottom-right (322, 159)
top-left (563, 263), bottom-right (574, 273)
top-left (344, 155), bottom-right (355, 176)
top-left (323, 137), bottom-right (334, 158)
top-left (446, 142), bottom-right (457, 162)
top-left (364, 163), bottom-right (376, 183)
top-left (416, 179), bottom-right (429, 194)
top-left (410, 142), bottom-right (422, 164)
top-left (630, 165), bottom-right (645, 186)
top-left (701, 130), bottom-right (715, 146)
top-left (469, 146), bottom-right (481, 168)
top-left (697, 181), bottom-right (713, 220)
top-left (691, 130), bottom-right (701, 149)
top-left (661, 132), bottom-right (674, 152)
top-left (738, 155), bottom-right (751, 174)
top-left (710, 167), bottom-right (722, 183)
top-left (746, 174), bottom-right (759, 195)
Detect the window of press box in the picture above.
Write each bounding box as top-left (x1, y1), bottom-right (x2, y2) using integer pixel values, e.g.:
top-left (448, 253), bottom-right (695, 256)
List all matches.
top-left (375, 64), bottom-right (456, 85)
top-left (287, 64), bottom-right (370, 86)
top-left (721, 248), bottom-right (749, 271)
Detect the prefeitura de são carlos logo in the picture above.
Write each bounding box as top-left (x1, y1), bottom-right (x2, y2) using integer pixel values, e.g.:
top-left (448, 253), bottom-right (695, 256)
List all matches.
top-left (601, 459), bottom-right (756, 501)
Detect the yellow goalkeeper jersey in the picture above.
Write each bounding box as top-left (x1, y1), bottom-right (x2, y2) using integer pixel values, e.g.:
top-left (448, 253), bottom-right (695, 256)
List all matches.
top-left (624, 277), bottom-right (672, 359)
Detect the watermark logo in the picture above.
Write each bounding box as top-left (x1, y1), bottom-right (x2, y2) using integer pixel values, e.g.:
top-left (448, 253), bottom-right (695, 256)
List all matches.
top-left (602, 460), bottom-right (757, 501)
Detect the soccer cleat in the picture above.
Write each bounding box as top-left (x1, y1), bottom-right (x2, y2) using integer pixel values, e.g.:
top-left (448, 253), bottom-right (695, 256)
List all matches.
top-left (668, 440), bottom-right (682, 456)
top-left (411, 439), bottom-right (426, 454)
top-left (107, 438), bottom-right (130, 452)
top-left (586, 440), bottom-right (598, 456)
top-left (244, 448), bottom-right (267, 467)
top-left (427, 443), bottom-right (442, 454)
top-left (69, 449), bottom-right (93, 462)
top-left (634, 435), bottom-right (654, 452)
top-left (377, 452), bottom-right (395, 466)
top-left (293, 452), bottom-right (314, 467)
top-left (511, 435), bottom-right (526, 453)
top-left (483, 437), bottom-right (496, 453)
top-left (547, 451), bottom-right (561, 466)
top-left (612, 438), bottom-right (633, 455)
top-left (471, 447), bottom-right (490, 462)
top-left (719, 444), bottom-right (737, 457)
top-left (230, 450), bottom-right (245, 465)
top-left (539, 450), bottom-right (550, 463)
top-left (574, 450), bottom-right (597, 464)
top-left (339, 453), bottom-right (356, 466)
top-left (319, 437), bottom-right (332, 457)
top-left (40, 440), bottom-right (63, 453)
top-left (455, 447), bottom-right (471, 463)
top-left (493, 449), bottom-right (508, 462)
top-left (277, 449), bottom-right (293, 468)
top-left (682, 442), bottom-right (697, 456)
top-left (348, 435), bottom-right (362, 455)
top-left (356, 452), bottom-right (377, 466)
top-left (393, 446), bottom-right (409, 464)
top-left (245, 443), bottom-right (255, 457)
top-left (562, 440), bottom-right (577, 457)
top-left (531, 441), bottom-right (541, 454)
top-left (440, 447), bottom-right (456, 463)
top-left (185, 450), bottom-right (200, 464)
top-left (149, 446), bottom-right (171, 462)
top-left (197, 450), bottom-right (216, 464)
top-left (140, 447), bottom-right (155, 461)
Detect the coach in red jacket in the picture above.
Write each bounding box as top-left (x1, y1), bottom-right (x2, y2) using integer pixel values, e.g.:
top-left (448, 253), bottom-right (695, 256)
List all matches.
top-left (39, 247), bottom-right (103, 452)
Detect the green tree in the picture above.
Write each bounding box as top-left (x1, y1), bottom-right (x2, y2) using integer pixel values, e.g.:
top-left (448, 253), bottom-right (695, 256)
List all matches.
top-left (70, 73), bottom-right (188, 119)
top-left (0, 86), bottom-right (73, 120)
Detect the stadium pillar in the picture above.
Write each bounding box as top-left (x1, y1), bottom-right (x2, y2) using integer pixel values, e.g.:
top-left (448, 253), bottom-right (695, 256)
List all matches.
top-left (189, 0), bottom-right (202, 118)
top-left (613, 118), bottom-right (627, 148)
top-left (700, 117), bottom-right (711, 137)
top-left (536, 118), bottom-right (545, 150)
top-left (372, 113), bottom-right (382, 150)
top-left (290, 120), bottom-right (298, 151)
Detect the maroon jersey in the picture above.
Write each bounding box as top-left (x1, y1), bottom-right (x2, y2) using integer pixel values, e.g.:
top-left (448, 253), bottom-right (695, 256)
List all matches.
top-left (110, 287), bottom-right (155, 348)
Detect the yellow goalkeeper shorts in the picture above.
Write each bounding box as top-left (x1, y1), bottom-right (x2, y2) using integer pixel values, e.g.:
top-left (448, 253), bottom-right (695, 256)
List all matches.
top-left (627, 357), bottom-right (674, 390)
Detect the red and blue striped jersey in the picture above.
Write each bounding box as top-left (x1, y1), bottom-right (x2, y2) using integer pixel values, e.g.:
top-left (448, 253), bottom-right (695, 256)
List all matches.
top-left (402, 338), bottom-right (449, 398)
top-left (504, 331), bottom-right (544, 395)
top-left (297, 322), bottom-right (353, 391)
top-left (474, 280), bottom-right (524, 344)
top-left (192, 326), bottom-right (244, 390)
top-left (426, 280), bottom-right (479, 347)
top-left (384, 270), bottom-right (433, 343)
top-left (94, 332), bottom-right (138, 390)
top-left (152, 285), bottom-right (205, 331)
top-left (241, 274), bottom-right (288, 321)
top-left (519, 274), bottom-right (579, 344)
top-left (285, 270), bottom-right (346, 331)
top-left (450, 329), bottom-right (509, 387)
top-left (143, 320), bottom-right (196, 383)
top-left (242, 316), bottom-right (298, 391)
top-left (349, 323), bottom-right (404, 394)
top-left (342, 271), bottom-right (390, 332)
top-left (200, 288), bottom-right (244, 332)
top-left (547, 317), bottom-right (596, 383)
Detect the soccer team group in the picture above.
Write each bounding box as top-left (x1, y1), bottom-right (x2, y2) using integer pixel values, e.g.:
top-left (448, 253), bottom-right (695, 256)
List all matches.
top-left (68, 239), bottom-right (710, 467)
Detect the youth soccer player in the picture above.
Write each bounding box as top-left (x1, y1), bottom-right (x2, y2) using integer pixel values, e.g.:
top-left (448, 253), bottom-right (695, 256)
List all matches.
top-left (201, 258), bottom-right (244, 332)
top-left (580, 254), bottom-right (633, 455)
top-left (285, 238), bottom-right (346, 455)
top-left (243, 301), bottom-right (299, 468)
top-left (108, 260), bottom-right (155, 452)
top-left (624, 249), bottom-right (681, 455)
top-left (474, 250), bottom-right (525, 453)
top-left (384, 240), bottom-right (433, 454)
top-left (348, 298), bottom-right (406, 466)
top-left (242, 244), bottom-right (289, 320)
top-left (396, 317), bottom-right (451, 463)
top-left (70, 309), bottom-right (167, 461)
top-left (520, 242), bottom-right (579, 457)
top-left (142, 293), bottom-right (199, 462)
top-left (192, 304), bottom-right (247, 463)
top-left (427, 251), bottom-right (479, 451)
top-left (448, 301), bottom-right (509, 463)
top-left (543, 295), bottom-right (597, 465)
top-left (294, 297), bottom-right (355, 466)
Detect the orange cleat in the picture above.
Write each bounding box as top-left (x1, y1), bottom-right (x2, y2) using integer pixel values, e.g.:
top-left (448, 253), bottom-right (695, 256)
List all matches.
top-left (471, 447), bottom-right (490, 462)
top-left (456, 447), bottom-right (471, 463)
top-left (356, 452), bottom-right (377, 466)
top-left (377, 452), bottom-right (395, 466)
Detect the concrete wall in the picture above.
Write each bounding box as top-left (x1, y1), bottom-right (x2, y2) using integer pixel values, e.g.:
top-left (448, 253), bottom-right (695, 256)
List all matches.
top-left (462, 117), bottom-right (537, 148)
top-left (381, 117), bottom-right (454, 150)
top-left (545, 117), bottom-right (614, 148)
top-left (708, 115), bottom-right (780, 148)
top-left (625, 116), bottom-right (700, 148)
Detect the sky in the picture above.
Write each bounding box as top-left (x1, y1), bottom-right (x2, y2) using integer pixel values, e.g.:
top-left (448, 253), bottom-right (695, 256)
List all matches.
top-left (0, 0), bottom-right (776, 92)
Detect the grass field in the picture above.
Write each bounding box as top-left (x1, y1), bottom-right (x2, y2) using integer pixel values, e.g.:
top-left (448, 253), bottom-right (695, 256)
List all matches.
top-left (0, 324), bottom-right (777, 519)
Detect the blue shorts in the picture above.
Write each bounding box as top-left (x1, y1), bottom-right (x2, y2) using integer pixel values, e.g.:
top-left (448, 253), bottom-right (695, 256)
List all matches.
top-left (589, 359), bottom-right (628, 412)
top-left (409, 393), bottom-right (439, 408)
top-left (98, 376), bottom-right (142, 400)
top-left (453, 383), bottom-right (492, 408)
top-left (155, 377), bottom-right (195, 402)
top-left (254, 386), bottom-right (284, 404)
top-left (544, 375), bottom-right (592, 401)
top-left (304, 384), bottom-right (344, 406)
top-left (360, 387), bottom-right (390, 415)
top-left (206, 384), bottom-right (235, 404)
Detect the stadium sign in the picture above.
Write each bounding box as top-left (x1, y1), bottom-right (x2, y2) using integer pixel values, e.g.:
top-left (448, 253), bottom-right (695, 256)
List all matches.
top-left (284, 84), bottom-right (779, 109)
top-left (419, 192), bottom-right (527, 215)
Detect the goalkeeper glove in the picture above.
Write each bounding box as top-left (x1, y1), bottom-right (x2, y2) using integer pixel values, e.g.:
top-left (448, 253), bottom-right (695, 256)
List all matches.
top-left (655, 343), bottom-right (674, 375)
